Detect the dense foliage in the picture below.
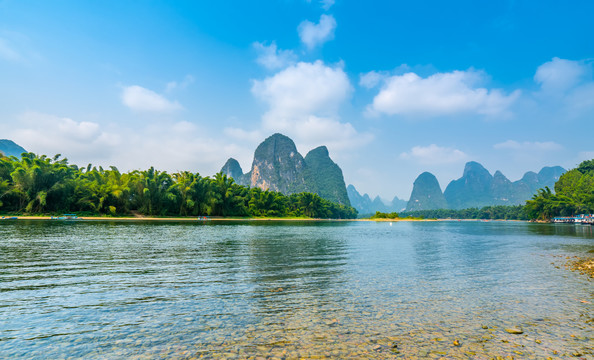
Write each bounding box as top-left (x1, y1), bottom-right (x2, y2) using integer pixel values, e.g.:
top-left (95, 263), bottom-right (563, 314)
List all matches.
top-left (401, 205), bottom-right (529, 220)
top-left (369, 211), bottom-right (401, 219)
top-left (525, 159), bottom-right (594, 220)
top-left (0, 153), bottom-right (358, 219)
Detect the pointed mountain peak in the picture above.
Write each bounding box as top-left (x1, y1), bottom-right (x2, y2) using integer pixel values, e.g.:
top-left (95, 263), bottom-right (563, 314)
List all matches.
top-left (406, 171), bottom-right (447, 211)
top-left (249, 133), bottom-right (305, 193)
top-left (416, 171), bottom-right (440, 183)
top-left (220, 158), bottom-right (243, 180)
top-left (463, 161), bottom-right (490, 176)
top-left (306, 145), bottom-right (329, 158)
top-left (538, 166), bottom-right (565, 181)
top-left (520, 171), bottom-right (538, 182)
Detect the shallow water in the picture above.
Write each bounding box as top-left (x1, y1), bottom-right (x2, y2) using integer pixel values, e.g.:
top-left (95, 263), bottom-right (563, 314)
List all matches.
top-left (0, 220), bottom-right (592, 359)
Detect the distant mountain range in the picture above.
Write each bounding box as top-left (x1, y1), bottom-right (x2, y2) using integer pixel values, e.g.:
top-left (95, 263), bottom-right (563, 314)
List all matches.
top-left (350, 162), bottom-right (565, 214)
top-left (0, 139), bottom-right (26, 157)
top-left (347, 185), bottom-right (407, 215)
top-left (220, 133), bottom-right (351, 206)
top-left (413, 161), bottom-right (565, 210)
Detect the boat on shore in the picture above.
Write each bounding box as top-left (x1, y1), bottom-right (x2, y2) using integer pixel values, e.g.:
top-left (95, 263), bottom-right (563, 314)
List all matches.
top-left (552, 214), bottom-right (594, 225)
top-left (51, 214), bottom-right (81, 220)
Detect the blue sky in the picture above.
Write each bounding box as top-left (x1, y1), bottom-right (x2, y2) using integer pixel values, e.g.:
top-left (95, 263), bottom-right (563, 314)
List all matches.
top-left (1, 0), bottom-right (593, 200)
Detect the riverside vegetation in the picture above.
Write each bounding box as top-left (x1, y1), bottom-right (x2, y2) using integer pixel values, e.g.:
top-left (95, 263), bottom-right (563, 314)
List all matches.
top-left (525, 159), bottom-right (594, 220)
top-left (0, 153), bottom-right (357, 219)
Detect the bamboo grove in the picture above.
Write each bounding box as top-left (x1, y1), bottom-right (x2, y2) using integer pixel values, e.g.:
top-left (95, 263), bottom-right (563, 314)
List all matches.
top-left (0, 153), bottom-right (358, 219)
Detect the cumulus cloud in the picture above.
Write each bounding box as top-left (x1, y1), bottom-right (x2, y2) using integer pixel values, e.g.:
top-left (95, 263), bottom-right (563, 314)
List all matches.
top-left (400, 144), bottom-right (468, 165)
top-left (367, 69), bottom-right (520, 118)
top-left (250, 60), bottom-right (372, 151)
top-left (493, 140), bottom-right (562, 151)
top-left (283, 115), bottom-right (373, 151)
top-left (534, 57), bottom-right (590, 93)
top-left (531, 58), bottom-right (594, 118)
top-left (7, 111), bottom-right (246, 175)
top-left (253, 41), bottom-right (297, 70)
top-left (298, 14), bottom-right (337, 49)
top-left (359, 71), bottom-right (388, 89)
top-left (9, 112), bottom-right (121, 161)
top-left (252, 60), bottom-right (352, 118)
top-left (121, 85), bottom-right (183, 112)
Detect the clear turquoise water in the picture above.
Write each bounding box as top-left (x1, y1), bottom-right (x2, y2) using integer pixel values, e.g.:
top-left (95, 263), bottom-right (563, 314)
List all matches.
top-left (0, 220), bottom-right (592, 359)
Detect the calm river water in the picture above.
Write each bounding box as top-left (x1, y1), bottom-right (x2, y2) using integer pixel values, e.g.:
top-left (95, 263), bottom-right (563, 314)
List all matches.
top-left (0, 220), bottom-right (592, 359)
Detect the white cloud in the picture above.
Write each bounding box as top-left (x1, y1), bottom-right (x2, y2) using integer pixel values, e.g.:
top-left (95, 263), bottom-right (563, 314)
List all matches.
top-left (367, 69), bottom-right (521, 118)
top-left (250, 60), bottom-right (372, 152)
top-left (7, 111), bottom-right (247, 176)
top-left (283, 115), bottom-right (373, 151)
top-left (493, 140), bottom-right (562, 151)
top-left (252, 60), bottom-right (351, 117)
top-left (530, 58), bottom-right (594, 119)
top-left (400, 144), bottom-right (468, 165)
top-left (534, 57), bottom-right (589, 93)
top-left (10, 112), bottom-right (120, 160)
top-left (121, 85), bottom-right (183, 112)
top-left (359, 71), bottom-right (387, 89)
top-left (298, 14), bottom-right (337, 50)
top-left (253, 41), bottom-right (297, 70)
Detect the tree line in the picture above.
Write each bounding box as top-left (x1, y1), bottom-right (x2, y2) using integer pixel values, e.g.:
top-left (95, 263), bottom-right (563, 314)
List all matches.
top-left (525, 159), bottom-right (594, 220)
top-left (399, 205), bottom-right (529, 220)
top-left (0, 153), bottom-right (358, 219)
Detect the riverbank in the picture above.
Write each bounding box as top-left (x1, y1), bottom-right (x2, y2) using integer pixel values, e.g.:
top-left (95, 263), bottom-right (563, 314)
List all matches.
top-left (2, 215), bottom-right (437, 222)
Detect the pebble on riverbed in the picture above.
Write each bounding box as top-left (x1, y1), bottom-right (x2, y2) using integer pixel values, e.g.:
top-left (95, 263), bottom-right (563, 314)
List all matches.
top-left (566, 257), bottom-right (594, 279)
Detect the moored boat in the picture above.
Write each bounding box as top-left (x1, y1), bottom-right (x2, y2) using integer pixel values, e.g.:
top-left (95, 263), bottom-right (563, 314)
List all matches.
top-left (51, 214), bottom-right (80, 220)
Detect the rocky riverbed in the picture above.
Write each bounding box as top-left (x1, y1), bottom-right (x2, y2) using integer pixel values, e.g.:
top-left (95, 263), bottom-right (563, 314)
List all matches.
top-left (568, 257), bottom-right (594, 279)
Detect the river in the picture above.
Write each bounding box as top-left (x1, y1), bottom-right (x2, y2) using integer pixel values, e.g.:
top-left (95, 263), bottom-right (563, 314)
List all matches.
top-left (0, 220), bottom-right (592, 359)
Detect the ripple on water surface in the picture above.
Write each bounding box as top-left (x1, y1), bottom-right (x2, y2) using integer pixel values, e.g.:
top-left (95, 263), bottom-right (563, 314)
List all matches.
top-left (0, 220), bottom-right (592, 359)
